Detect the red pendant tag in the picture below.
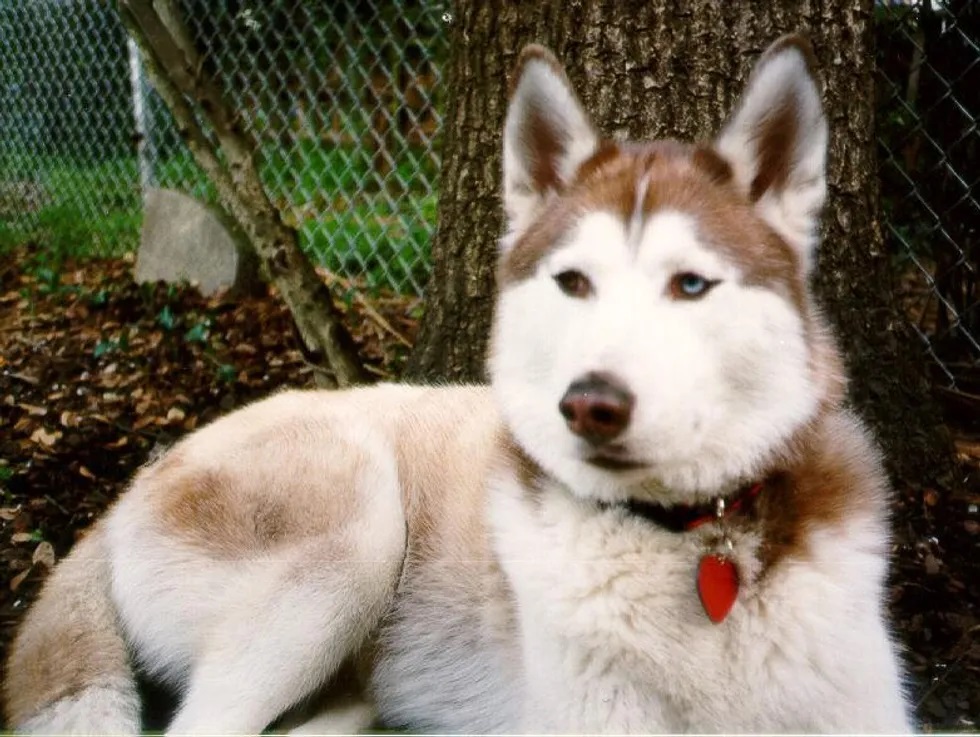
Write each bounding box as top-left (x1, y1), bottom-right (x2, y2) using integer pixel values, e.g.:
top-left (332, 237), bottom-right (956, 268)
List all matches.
top-left (697, 554), bottom-right (739, 623)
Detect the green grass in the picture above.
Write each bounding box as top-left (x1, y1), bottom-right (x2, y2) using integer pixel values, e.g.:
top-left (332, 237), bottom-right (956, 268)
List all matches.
top-left (1, 140), bottom-right (439, 293)
top-left (0, 153), bottom-right (143, 256)
top-left (308, 193), bottom-right (437, 292)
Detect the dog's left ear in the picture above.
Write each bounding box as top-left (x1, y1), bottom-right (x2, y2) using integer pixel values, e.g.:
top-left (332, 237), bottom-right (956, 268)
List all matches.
top-left (715, 35), bottom-right (828, 272)
top-left (503, 45), bottom-right (598, 242)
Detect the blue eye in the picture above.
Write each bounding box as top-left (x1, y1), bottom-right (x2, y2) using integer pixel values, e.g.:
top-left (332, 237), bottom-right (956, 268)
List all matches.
top-left (681, 274), bottom-right (706, 295)
top-left (669, 272), bottom-right (718, 300)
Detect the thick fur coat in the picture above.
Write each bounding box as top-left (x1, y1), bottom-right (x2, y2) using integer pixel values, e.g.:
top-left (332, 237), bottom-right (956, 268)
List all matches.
top-left (5, 36), bottom-right (911, 734)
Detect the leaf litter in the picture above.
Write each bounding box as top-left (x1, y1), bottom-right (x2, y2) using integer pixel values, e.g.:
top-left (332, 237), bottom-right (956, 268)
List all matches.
top-left (0, 247), bottom-right (977, 730)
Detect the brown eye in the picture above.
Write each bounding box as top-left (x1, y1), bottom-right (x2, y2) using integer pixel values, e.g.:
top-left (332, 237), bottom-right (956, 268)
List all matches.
top-left (553, 269), bottom-right (593, 298)
top-left (668, 272), bottom-right (719, 300)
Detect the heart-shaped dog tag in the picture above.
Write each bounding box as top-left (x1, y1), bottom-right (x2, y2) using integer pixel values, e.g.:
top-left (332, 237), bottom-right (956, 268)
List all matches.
top-left (697, 554), bottom-right (739, 623)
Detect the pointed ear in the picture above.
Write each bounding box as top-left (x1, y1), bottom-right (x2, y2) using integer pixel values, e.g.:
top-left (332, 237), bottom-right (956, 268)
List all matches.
top-left (503, 45), bottom-right (598, 241)
top-left (714, 35), bottom-right (828, 271)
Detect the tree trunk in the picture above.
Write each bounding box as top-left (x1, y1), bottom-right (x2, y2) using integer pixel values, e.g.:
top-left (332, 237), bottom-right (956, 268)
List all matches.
top-left (402, 3), bottom-right (523, 382)
top-left (405, 0), bottom-right (952, 487)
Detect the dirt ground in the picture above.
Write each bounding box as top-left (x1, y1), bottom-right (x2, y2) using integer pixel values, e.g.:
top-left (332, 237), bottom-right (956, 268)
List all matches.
top-left (1, 247), bottom-right (978, 731)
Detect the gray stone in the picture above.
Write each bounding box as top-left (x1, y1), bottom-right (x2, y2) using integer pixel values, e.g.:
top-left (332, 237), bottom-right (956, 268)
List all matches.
top-left (0, 180), bottom-right (49, 217)
top-left (135, 187), bottom-right (261, 296)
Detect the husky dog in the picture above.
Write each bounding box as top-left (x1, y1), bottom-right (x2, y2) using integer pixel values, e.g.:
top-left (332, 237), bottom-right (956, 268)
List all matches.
top-left (5, 36), bottom-right (911, 734)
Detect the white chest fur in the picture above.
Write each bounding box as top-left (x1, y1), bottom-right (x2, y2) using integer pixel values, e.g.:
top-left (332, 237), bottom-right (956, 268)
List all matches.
top-left (488, 473), bottom-right (911, 733)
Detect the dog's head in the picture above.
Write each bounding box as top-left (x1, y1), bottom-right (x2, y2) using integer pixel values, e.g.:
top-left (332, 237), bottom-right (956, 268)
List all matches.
top-left (489, 36), bottom-right (845, 504)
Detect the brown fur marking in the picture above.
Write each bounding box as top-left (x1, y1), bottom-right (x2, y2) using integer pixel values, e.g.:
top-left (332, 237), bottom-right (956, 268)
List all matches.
top-left (509, 44), bottom-right (568, 99)
top-left (499, 141), bottom-right (803, 310)
top-left (764, 34), bottom-right (819, 76)
top-left (524, 102), bottom-right (567, 194)
top-left (756, 412), bottom-right (888, 572)
top-left (749, 95), bottom-right (799, 201)
top-left (500, 431), bottom-right (547, 496)
top-left (745, 34), bottom-right (819, 201)
top-left (510, 44), bottom-right (589, 194)
top-left (151, 421), bottom-right (371, 558)
top-left (3, 525), bottom-right (135, 727)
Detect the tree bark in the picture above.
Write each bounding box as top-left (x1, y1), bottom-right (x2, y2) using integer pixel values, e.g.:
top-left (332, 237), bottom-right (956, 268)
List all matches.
top-left (118, 0), bottom-right (367, 388)
top-left (406, 0), bottom-right (953, 486)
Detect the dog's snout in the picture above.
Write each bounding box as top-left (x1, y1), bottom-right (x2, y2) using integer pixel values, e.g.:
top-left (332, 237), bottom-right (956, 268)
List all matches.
top-left (558, 372), bottom-right (634, 444)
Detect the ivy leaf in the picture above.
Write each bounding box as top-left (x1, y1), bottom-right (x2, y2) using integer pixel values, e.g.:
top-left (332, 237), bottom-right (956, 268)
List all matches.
top-left (184, 323), bottom-right (209, 344)
top-left (157, 305), bottom-right (176, 331)
top-left (217, 364), bottom-right (237, 383)
top-left (93, 339), bottom-right (115, 359)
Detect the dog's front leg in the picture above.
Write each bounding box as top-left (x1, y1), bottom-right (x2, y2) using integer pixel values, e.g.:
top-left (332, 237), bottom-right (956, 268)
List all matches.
top-left (164, 533), bottom-right (403, 735)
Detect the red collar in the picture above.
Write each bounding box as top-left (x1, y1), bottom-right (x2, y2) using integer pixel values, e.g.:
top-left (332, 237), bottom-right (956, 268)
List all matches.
top-left (618, 481), bottom-right (764, 533)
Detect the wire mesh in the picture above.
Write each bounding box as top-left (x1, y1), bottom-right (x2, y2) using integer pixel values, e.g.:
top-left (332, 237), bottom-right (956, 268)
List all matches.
top-left (0, 1), bottom-right (138, 255)
top-left (876, 0), bottom-right (979, 390)
top-left (0, 0), bottom-right (449, 295)
top-left (0, 1), bottom-right (976, 386)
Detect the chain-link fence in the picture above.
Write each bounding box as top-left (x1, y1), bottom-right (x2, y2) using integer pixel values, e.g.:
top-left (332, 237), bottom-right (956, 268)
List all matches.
top-left (0, 2), bottom-right (137, 257)
top-left (876, 1), bottom-right (979, 391)
top-left (0, 1), bottom-right (977, 386)
top-left (0, 0), bottom-right (449, 295)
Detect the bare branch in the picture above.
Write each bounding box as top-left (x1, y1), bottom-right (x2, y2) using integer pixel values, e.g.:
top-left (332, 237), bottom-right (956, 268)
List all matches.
top-left (117, 0), bottom-right (368, 388)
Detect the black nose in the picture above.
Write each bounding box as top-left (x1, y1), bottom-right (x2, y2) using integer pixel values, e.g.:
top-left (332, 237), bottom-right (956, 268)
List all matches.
top-left (558, 372), bottom-right (635, 444)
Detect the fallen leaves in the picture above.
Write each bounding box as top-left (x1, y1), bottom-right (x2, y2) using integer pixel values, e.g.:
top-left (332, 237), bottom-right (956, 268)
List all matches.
top-left (17, 403), bottom-right (47, 417)
top-left (60, 410), bottom-right (80, 428)
top-left (9, 570), bottom-right (30, 594)
top-left (31, 542), bottom-right (55, 569)
top-left (0, 246), bottom-right (420, 693)
top-left (8, 541), bottom-right (55, 594)
top-left (29, 427), bottom-right (61, 447)
top-left (0, 246), bottom-right (977, 730)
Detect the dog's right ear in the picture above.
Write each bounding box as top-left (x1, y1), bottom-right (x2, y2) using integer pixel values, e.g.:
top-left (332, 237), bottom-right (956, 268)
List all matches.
top-left (503, 45), bottom-right (598, 242)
